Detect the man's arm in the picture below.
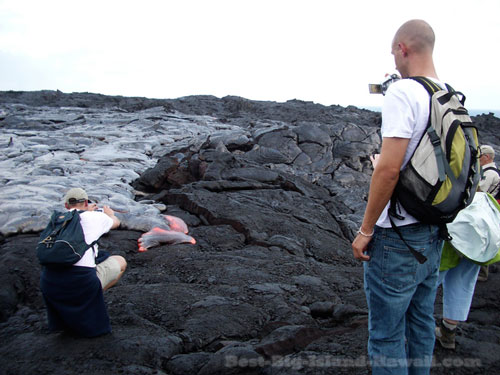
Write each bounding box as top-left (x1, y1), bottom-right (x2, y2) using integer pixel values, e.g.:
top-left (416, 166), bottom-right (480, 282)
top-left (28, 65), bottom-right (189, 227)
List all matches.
top-left (103, 205), bottom-right (120, 229)
top-left (352, 137), bottom-right (410, 261)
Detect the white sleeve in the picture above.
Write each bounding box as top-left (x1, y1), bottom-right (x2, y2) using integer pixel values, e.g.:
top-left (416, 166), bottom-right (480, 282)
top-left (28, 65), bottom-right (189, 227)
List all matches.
top-left (79, 211), bottom-right (114, 244)
top-left (381, 80), bottom-right (418, 139)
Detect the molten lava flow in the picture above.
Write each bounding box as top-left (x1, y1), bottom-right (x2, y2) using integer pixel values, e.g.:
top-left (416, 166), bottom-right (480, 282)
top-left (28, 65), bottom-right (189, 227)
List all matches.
top-left (138, 227), bottom-right (196, 252)
top-left (164, 215), bottom-right (189, 234)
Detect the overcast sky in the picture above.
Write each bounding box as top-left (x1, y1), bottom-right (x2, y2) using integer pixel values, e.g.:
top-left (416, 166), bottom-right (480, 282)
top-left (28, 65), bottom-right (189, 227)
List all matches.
top-left (1, 0), bottom-right (499, 111)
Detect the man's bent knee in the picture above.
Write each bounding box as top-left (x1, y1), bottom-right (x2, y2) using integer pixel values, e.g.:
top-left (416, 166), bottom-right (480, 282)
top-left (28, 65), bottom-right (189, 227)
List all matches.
top-left (97, 256), bottom-right (126, 290)
top-left (112, 255), bottom-right (127, 272)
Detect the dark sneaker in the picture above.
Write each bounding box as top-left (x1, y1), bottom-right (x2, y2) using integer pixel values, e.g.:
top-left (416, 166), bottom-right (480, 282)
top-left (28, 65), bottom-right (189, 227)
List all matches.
top-left (435, 325), bottom-right (456, 349)
top-left (477, 265), bottom-right (489, 282)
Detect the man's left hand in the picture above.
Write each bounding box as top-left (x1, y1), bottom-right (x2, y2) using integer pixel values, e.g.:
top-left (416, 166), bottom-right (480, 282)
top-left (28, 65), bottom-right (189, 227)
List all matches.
top-left (352, 234), bottom-right (371, 261)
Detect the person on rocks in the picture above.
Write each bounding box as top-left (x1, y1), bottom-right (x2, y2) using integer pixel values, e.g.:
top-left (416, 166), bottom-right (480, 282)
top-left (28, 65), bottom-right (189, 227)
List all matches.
top-left (435, 253), bottom-right (480, 350)
top-left (40, 187), bottom-right (127, 337)
top-left (352, 20), bottom-right (444, 374)
top-left (369, 156), bottom-right (486, 352)
top-left (476, 145), bottom-right (499, 281)
top-left (435, 190), bottom-right (500, 350)
top-left (478, 145), bottom-right (499, 196)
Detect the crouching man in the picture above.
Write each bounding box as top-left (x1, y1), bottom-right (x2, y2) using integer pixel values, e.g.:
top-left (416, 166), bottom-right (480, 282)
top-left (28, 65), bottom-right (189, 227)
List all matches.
top-left (40, 187), bottom-right (127, 337)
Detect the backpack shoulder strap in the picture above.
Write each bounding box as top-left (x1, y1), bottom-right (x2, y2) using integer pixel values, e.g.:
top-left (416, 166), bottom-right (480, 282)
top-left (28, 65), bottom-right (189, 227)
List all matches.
top-left (410, 76), bottom-right (451, 181)
top-left (483, 167), bottom-right (500, 197)
top-left (388, 214), bottom-right (428, 264)
top-left (445, 83), bottom-right (455, 92)
top-left (410, 76), bottom-right (467, 106)
top-left (483, 167), bottom-right (500, 175)
top-left (409, 76), bottom-right (442, 95)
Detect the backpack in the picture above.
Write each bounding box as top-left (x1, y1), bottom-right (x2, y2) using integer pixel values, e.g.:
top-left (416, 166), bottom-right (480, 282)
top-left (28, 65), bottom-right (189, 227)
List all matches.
top-left (37, 210), bottom-right (97, 267)
top-left (389, 76), bottom-right (481, 264)
top-left (481, 166), bottom-right (500, 201)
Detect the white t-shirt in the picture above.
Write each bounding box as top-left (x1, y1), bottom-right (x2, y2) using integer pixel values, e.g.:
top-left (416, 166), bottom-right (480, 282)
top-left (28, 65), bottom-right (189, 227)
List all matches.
top-left (376, 77), bottom-right (444, 228)
top-left (71, 210), bottom-right (114, 268)
top-left (479, 162), bottom-right (500, 196)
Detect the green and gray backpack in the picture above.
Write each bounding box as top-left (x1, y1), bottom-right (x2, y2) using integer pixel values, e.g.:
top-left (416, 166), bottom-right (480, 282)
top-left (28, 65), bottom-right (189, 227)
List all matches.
top-left (389, 76), bottom-right (481, 263)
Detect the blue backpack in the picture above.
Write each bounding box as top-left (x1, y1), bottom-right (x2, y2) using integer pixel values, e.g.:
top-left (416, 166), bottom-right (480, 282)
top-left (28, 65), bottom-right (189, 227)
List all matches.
top-left (37, 210), bottom-right (97, 267)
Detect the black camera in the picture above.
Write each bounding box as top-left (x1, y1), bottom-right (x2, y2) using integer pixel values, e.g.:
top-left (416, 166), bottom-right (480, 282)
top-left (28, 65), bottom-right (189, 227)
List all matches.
top-left (369, 74), bottom-right (401, 95)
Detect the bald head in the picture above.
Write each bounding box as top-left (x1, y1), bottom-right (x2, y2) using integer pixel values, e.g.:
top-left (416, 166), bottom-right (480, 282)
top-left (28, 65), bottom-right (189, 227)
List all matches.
top-left (393, 19), bottom-right (435, 55)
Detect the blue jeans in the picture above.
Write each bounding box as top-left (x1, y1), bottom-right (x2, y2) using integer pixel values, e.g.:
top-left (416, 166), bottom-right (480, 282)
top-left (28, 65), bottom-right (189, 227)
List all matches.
top-left (364, 223), bottom-right (443, 375)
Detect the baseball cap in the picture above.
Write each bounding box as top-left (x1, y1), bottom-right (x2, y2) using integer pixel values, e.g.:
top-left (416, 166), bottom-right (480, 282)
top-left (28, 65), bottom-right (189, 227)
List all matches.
top-left (480, 145), bottom-right (495, 158)
top-left (64, 187), bottom-right (88, 204)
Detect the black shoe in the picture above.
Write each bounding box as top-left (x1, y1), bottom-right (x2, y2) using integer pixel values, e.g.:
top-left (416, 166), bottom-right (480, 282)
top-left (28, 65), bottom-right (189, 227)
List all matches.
top-left (435, 324), bottom-right (456, 350)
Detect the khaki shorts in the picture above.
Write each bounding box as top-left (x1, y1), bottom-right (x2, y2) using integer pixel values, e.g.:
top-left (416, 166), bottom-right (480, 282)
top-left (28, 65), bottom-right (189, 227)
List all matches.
top-left (96, 257), bottom-right (121, 289)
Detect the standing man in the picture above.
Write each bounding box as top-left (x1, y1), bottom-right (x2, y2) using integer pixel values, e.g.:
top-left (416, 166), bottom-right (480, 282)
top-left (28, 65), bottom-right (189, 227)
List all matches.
top-left (352, 20), bottom-right (444, 374)
top-left (477, 144), bottom-right (499, 281)
top-left (478, 145), bottom-right (499, 196)
top-left (40, 187), bottom-right (127, 337)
